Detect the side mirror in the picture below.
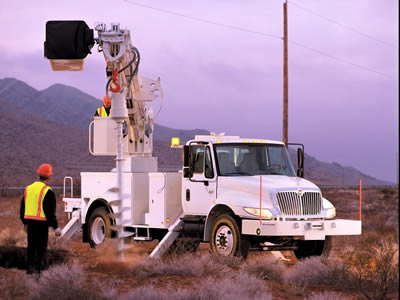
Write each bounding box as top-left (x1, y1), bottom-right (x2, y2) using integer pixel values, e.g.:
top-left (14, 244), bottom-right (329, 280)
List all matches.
top-left (183, 145), bottom-right (190, 167)
top-left (297, 148), bottom-right (304, 178)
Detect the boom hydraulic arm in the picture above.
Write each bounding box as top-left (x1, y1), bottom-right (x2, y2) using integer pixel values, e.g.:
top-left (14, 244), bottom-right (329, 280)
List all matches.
top-left (96, 22), bottom-right (162, 155)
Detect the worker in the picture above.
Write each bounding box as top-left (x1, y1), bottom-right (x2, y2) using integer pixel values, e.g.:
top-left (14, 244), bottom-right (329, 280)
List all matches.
top-left (94, 95), bottom-right (111, 117)
top-left (94, 94), bottom-right (129, 138)
top-left (20, 163), bottom-right (61, 275)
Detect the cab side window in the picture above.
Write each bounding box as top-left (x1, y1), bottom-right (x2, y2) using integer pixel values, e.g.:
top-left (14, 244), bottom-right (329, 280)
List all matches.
top-left (193, 147), bottom-right (204, 174)
top-left (205, 147), bottom-right (214, 178)
top-left (192, 146), bottom-right (214, 178)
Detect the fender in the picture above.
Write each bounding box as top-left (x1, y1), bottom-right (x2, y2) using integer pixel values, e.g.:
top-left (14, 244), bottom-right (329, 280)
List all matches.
top-left (203, 204), bottom-right (235, 242)
top-left (82, 198), bottom-right (115, 243)
top-left (84, 198), bottom-right (115, 224)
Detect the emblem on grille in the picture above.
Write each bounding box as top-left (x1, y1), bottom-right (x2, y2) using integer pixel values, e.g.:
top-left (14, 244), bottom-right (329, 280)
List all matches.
top-left (297, 189), bottom-right (303, 197)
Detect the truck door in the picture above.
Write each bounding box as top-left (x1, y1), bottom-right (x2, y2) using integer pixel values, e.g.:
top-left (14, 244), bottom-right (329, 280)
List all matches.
top-left (183, 144), bottom-right (217, 215)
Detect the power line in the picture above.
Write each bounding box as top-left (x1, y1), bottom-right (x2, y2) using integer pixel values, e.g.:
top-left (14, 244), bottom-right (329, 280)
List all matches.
top-left (289, 39), bottom-right (393, 79)
top-left (288, 0), bottom-right (397, 49)
top-left (123, 0), bottom-right (394, 79)
top-left (123, 0), bottom-right (281, 40)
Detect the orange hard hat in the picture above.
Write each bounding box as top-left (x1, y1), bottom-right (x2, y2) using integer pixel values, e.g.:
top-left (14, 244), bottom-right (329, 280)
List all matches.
top-left (37, 163), bottom-right (53, 177)
top-left (103, 95), bottom-right (111, 107)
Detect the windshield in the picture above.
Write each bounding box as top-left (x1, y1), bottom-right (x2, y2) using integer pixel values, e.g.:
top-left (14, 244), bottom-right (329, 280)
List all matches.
top-left (214, 143), bottom-right (296, 177)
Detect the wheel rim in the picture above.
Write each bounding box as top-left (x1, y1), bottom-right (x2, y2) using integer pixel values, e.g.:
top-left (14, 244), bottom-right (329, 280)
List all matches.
top-left (92, 217), bottom-right (106, 244)
top-left (215, 225), bottom-right (234, 256)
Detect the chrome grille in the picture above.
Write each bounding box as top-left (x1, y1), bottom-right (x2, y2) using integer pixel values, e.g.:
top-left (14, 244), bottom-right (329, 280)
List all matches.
top-left (276, 191), bottom-right (322, 215)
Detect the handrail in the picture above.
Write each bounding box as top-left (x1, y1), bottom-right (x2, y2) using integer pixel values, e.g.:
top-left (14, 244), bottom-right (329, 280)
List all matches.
top-left (89, 120), bottom-right (95, 155)
top-left (63, 176), bottom-right (73, 198)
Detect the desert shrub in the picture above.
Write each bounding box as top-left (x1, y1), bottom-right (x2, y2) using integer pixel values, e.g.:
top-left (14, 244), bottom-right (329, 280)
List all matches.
top-left (305, 291), bottom-right (348, 300)
top-left (362, 214), bottom-right (397, 236)
top-left (0, 188), bottom-right (23, 197)
top-left (209, 253), bottom-right (243, 270)
top-left (380, 187), bottom-right (396, 199)
top-left (0, 227), bottom-right (26, 247)
top-left (130, 253), bottom-right (240, 279)
top-left (243, 255), bottom-right (286, 282)
top-left (27, 263), bottom-right (107, 300)
top-left (284, 256), bottom-right (349, 288)
top-left (121, 287), bottom-right (165, 300)
top-left (0, 270), bottom-right (29, 299)
top-left (121, 272), bottom-right (271, 300)
top-left (194, 272), bottom-right (271, 300)
top-left (344, 233), bottom-right (399, 300)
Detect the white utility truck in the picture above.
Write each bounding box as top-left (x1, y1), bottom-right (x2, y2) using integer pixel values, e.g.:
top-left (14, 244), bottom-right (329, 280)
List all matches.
top-left (45, 21), bottom-right (361, 259)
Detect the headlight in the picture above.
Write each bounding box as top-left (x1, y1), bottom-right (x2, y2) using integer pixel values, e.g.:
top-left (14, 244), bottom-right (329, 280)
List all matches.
top-left (323, 197), bottom-right (336, 219)
top-left (243, 208), bottom-right (273, 219)
top-left (326, 207), bottom-right (336, 219)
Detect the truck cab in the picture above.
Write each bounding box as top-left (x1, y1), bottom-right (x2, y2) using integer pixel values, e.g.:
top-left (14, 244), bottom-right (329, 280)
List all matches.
top-left (181, 135), bottom-right (361, 258)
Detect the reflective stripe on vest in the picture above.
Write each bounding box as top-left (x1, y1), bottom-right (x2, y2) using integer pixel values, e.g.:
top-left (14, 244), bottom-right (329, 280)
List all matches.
top-left (24, 181), bottom-right (50, 221)
top-left (97, 106), bottom-right (108, 117)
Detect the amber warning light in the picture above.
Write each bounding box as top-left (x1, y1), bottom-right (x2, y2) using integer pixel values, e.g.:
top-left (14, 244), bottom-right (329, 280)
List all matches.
top-left (171, 137), bottom-right (181, 148)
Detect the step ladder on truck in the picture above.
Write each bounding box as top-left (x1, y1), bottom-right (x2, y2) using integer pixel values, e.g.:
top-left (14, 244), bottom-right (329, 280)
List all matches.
top-left (45, 20), bottom-right (362, 260)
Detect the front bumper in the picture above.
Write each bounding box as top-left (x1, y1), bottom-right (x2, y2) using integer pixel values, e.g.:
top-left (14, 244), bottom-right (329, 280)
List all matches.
top-left (241, 219), bottom-right (362, 240)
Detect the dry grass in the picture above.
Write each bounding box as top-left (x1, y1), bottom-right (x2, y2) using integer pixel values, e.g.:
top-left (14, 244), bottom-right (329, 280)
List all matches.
top-left (0, 262), bottom-right (271, 300)
top-left (305, 291), bottom-right (349, 300)
top-left (27, 263), bottom-right (108, 300)
top-left (0, 269), bottom-right (29, 300)
top-left (243, 255), bottom-right (286, 282)
top-left (0, 197), bottom-right (27, 248)
top-left (0, 228), bottom-right (27, 247)
top-left (129, 253), bottom-right (242, 279)
top-left (120, 272), bottom-right (271, 300)
top-left (283, 256), bottom-right (349, 289)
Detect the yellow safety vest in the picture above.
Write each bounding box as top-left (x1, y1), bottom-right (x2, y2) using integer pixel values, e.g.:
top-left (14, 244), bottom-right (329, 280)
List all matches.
top-left (24, 181), bottom-right (50, 221)
top-left (96, 106), bottom-right (109, 117)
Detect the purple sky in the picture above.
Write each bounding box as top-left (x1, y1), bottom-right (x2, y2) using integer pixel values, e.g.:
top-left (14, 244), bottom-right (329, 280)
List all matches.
top-left (0, 0), bottom-right (398, 182)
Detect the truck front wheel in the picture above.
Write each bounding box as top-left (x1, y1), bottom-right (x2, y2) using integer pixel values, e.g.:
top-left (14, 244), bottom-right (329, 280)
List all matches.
top-left (88, 207), bottom-right (112, 248)
top-left (210, 214), bottom-right (249, 258)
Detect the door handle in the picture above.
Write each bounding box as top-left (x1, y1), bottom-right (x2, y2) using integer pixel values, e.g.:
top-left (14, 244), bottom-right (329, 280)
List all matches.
top-left (207, 188), bottom-right (214, 194)
top-left (186, 189), bottom-right (190, 201)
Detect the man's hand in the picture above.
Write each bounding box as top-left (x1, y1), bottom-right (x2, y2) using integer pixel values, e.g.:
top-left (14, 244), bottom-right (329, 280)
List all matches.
top-left (54, 228), bottom-right (62, 237)
top-left (23, 225), bottom-right (28, 234)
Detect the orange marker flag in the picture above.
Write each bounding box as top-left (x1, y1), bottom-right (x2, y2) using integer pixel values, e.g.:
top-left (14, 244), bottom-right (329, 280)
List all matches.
top-left (259, 176), bottom-right (262, 223)
top-left (359, 178), bottom-right (362, 221)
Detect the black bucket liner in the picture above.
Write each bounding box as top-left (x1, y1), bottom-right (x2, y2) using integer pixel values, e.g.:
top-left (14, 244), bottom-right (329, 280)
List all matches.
top-left (44, 20), bottom-right (94, 59)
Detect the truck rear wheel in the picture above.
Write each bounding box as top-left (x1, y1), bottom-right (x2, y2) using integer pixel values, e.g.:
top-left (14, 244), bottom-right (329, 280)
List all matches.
top-left (88, 207), bottom-right (112, 248)
top-left (293, 237), bottom-right (332, 260)
top-left (210, 214), bottom-right (249, 258)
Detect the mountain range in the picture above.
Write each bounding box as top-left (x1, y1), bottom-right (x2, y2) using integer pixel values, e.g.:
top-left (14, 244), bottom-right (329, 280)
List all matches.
top-left (0, 77), bottom-right (391, 187)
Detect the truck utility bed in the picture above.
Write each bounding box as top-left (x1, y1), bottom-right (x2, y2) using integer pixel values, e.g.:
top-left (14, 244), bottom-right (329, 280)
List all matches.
top-left (79, 172), bottom-right (182, 228)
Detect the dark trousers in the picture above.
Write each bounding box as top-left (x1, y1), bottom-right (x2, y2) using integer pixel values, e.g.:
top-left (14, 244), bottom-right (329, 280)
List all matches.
top-left (27, 221), bottom-right (49, 274)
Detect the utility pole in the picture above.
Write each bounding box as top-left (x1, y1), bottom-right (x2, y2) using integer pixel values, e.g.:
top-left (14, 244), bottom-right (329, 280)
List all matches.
top-left (283, 0), bottom-right (289, 146)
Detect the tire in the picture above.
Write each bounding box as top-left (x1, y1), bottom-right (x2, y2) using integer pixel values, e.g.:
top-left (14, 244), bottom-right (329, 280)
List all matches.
top-left (210, 214), bottom-right (249, 258)
top-left (293, 236), bottom-right (332, 260)
top-left (88, 207), bottom-right (112, 248)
